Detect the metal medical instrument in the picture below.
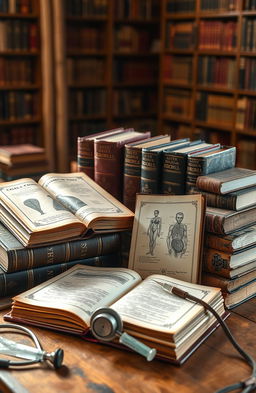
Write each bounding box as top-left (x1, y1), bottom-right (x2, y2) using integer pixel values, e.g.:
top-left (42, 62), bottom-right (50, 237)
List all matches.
top-left (0, 323), bottom-right (64, 369)
top-left (90, 307), bottom-right (156, 361)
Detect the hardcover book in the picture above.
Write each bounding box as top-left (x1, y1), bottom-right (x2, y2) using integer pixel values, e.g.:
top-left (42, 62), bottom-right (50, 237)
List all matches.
top-left (5, 264), bottom-right (225, 364)
top-left (161, 142), bottom-right (220, 195)
top-left (205, 225), bottom-right (256, 252)
top-left (202, 270), bottom-right (256, 294)
top-left (140, 138), bottom-right (190, 195)
top-left (186, 146), bottom-right (236, 194)
top-left (77, 127), bottom-right (125, 180)
top-left (0, 254), bottom-right (121, 298)
top-left (123, 134), bottom-right (171, 211)
top-left (201, 186), bottom-right (256, 211)
top-left (128, 193), bottom-right (205, 284)
top-left (0, 172), bottom-right (134, 247)
top-left (94, 130), bottom-right (151, 201)
top-left (202, 271), bottom-right (256, 309)
top-left (0, 144), bottom-right (46, 166)
top-left (0, 222), bottom-right (121, 272)
top-left (203, 246), bottom-right (256, 271)
top-left (205, 206), bottom-right (256, 235)
top-left (196, 167), bottom-right (256, 194)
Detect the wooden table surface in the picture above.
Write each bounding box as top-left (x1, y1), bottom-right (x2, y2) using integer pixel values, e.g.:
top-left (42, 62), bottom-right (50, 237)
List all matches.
top-left (0, 299), bottom-right (256, 393)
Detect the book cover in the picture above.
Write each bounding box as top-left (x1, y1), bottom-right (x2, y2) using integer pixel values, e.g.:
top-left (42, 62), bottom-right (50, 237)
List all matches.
top-left (0, 222), bottom-right (121, 272)
top-left (196, 167), bottom-right (256, 194)
top-left (161, 142), bottom-right (219, 195)
top-left (186, 146), bottom-right (236, 194)
top-left (205, 225), bottom-right (256, 252)
top-left (94, 131), bottom-right (151, 201)
top-left (123, 135), bottom-right (171, 211)
top-left (77, 127), bottom-right (125, 180)
top-left (140, 138), bottom-right (190, 195)
top-left (200, 186), bottom-right (256, 211)
top-left (128, 193), bottom-right (205, 284)
top-left (0, 254), bottom-right (121, 298)
top-left (205, 206), bottom-right (256, 235)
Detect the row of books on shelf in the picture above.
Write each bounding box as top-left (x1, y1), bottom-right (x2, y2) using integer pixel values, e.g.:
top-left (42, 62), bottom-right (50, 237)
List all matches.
top-left (0, 58), bottom-right (34, 86)
top-left (114, 26), bottom-right (156, 53)
top-left (0, 20), bottom-right (38, 52)
top-left (166, 0), bottom-right (238, 12)
top-left (67, 58), bottom-right (105, 85)
top-left (113, 88), bottom-right (157, 116)
top-left (0, 126), bottom-right (37, 146)
top-left (0, 0), bottom-right (33, 14)
top-left (0, 91), bottom-right (37, 120)
top-left (113, 59), bottom-right (157, 83)
top-left (113, 0), bottom-right (159, 20)
top-left (66, 26), bottom-right (105, 51)
top-left (65, 0), bottom-right (108, 16)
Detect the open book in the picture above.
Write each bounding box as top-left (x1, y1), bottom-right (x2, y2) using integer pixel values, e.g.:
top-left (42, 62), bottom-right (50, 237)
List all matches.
top-left (0, 172), bottom-right (134, 246)
top-left (5, 265), bottom-right (226, 364)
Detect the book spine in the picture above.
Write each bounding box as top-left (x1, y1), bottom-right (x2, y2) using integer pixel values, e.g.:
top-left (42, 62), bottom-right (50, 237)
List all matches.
top-left (201, 272), bottom-right (230, 292)
top-left (202, 248), bottom-right (232, 278)
top-left (201, 191), bottom-right (237, 210)
top-left (6, 233), bottom-right (121, 273)
top-left (205, 233), bottom-right (233, 252)
top-left (77, 137), bottom-right (95, 179)
top-left (0, 253), bottom-right (121, 298)
top-left (161, 153), bottom-right (187, 195)
top-left (140, 150), bottom-right (161, 194)
top-left (123, 146), bottom-right (142, 211)
top-left (205, 210), bottom-right (226, 234)
top-left (94, 140), bottom-right (124, 200)
top-left (196, 176), bottom-right (222, 194)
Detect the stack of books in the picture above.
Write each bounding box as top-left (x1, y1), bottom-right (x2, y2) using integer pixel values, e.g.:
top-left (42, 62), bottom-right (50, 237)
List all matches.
top-left (197, 167), bottom-right (256, 309)
top-left (0, 171), bottom-right (134, 301)
top-left (0, 144), bottom-right (49, 181)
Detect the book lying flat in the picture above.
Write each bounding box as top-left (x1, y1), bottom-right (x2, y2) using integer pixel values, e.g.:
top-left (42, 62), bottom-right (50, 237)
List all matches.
top-left (205, 225), bottom-right (256, 252)
top-left (0, 172), bottom-right (134, 247)
top-left (205, 206), bottom-right (256, 235)
top-left (196, 167), bottom-right (256, 194)
top-left (201, 186), bottom-right (256, 211)
top-left (0, 144), bottom-right (46, 166)
top-left (0, 222), bottom-right (121, 273)
top-left (5, 265), bottom-right (225, 364)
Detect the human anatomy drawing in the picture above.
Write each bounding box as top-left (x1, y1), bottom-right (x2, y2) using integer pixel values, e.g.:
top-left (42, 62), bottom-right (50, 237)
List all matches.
top-left (147, 210), bottom-right (161, 256)
top-left (166, 212), bottom-right (187, 258)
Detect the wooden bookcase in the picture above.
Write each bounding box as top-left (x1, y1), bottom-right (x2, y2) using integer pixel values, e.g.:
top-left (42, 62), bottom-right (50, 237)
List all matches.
top-left (158, 0), bottom-right (256, 169)
top-left (60, 0), bottom-right (160, 171)
top-left (0, 0), bottom-right (55, 170)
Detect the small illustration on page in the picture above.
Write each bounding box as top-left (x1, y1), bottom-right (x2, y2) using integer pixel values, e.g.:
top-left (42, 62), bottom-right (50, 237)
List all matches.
top-left (147, 210), bottom-right (161, 256)
top-left (56, 195), bottom-right (87, 214)
top-left (166, 212), bottom-right (187, 258)
top-left (23, 198), bottom-right (45, 215)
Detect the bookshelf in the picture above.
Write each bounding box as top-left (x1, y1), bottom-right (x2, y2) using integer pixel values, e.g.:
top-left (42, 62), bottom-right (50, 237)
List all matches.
top-left (158, 0), bottom-right (256, 169)
top-left (59, 0), bottom-right (160, 171)
top-left (0, 0), bottom-right (55, 169)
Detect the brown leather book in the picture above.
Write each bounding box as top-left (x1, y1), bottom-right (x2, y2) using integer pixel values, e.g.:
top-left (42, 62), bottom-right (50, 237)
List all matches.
top-left (94, 130), bottom-right (151, 201)
top-left (77, 127), bottom-right (125, 179)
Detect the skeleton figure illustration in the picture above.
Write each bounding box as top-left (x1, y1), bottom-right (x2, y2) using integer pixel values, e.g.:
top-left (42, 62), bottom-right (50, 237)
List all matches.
top-left (147, 210), bottom-right (161, 256)
top-left (166, 212), bottom-right (187, 258)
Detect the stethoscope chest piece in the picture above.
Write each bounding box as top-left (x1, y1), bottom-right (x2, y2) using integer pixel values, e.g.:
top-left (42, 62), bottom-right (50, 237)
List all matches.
top-left (90, 307), bottom-right (123, 341)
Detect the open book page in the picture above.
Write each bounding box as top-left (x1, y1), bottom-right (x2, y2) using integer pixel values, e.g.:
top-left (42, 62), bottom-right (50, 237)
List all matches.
top-left (111, 274), bottom-right (222, 336)
top-left (12, 265), bottom-right (142, 330)
top-left (0, 178), bottom-right (81, 232)
top-left (128, 194), bottom-right (205, 283)
top-left (39, 173), bottom-right (134, 228)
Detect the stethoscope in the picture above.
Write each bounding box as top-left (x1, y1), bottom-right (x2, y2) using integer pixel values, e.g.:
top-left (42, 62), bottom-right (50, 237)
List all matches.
top-left (0, 324), bottom-right (64, 369)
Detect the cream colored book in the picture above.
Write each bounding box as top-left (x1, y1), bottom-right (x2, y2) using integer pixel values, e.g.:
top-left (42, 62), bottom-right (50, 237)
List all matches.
top-left (5, 264), bottom-right (225, 364)
top-left (128, 194), bottom-right (205, 284)
top-left (0, 173), bottom-right (134, 246)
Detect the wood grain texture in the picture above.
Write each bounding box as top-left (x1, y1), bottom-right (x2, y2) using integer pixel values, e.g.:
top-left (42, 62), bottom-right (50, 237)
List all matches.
top-left (0, 303), bottom-right (256, 393)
